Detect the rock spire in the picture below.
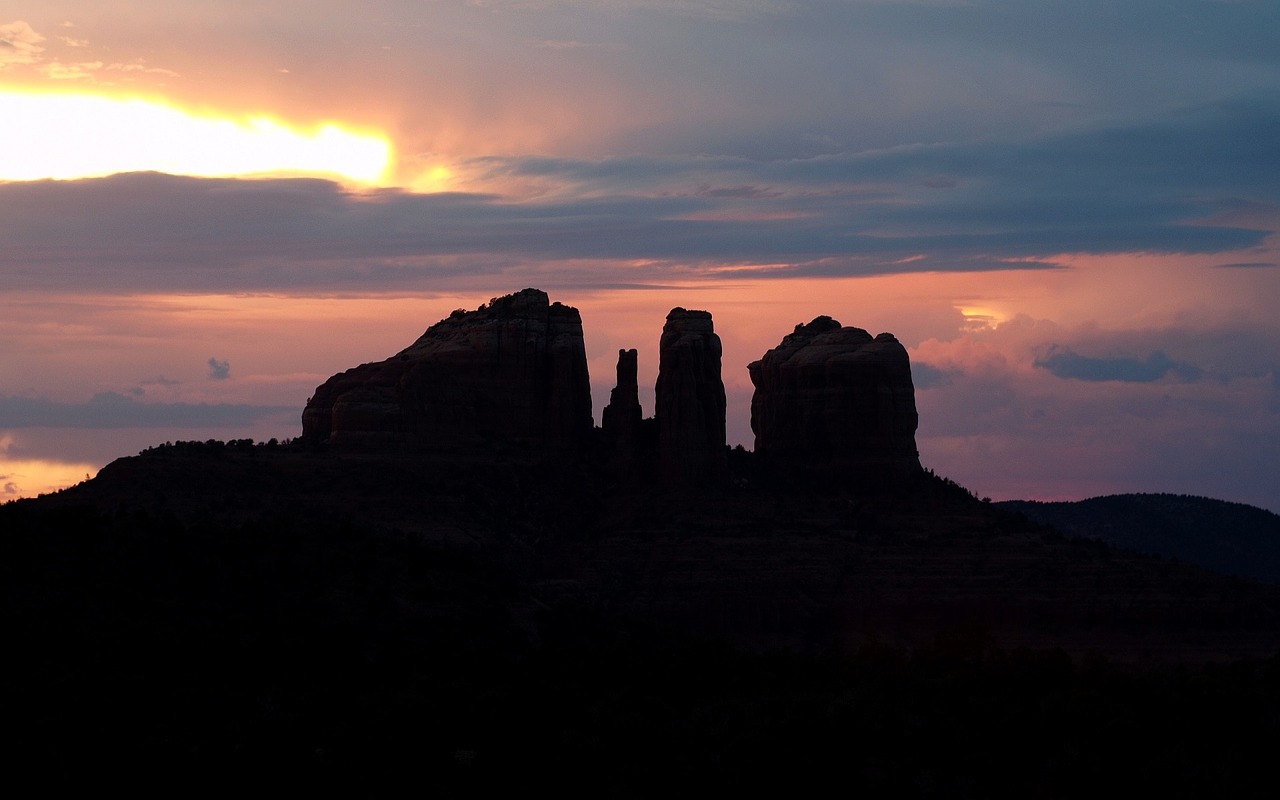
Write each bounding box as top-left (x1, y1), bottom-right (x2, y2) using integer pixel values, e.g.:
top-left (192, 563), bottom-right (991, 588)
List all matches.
top-left (655, 308), bottom-right (727, 486)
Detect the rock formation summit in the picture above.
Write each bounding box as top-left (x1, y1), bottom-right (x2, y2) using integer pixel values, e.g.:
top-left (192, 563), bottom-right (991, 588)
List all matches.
top-left (749, 316), bottom-right (921, 482)
top-left (301, 288), bottom-right (592, 449)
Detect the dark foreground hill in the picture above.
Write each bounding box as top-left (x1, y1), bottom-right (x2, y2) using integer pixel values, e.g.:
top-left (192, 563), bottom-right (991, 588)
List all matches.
top-left (1000, 494), bottom-right (1280, 584)
top-left (6, 442), bottom-right (1280, 794)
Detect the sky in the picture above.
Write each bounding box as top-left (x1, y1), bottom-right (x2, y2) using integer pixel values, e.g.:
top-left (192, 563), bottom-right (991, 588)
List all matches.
top-left (1, 1), bottom-right (1278, 511)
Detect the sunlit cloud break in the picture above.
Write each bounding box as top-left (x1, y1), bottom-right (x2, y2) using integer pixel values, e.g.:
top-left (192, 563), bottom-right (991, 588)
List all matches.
top-left (0, 90), bottom-right (393, 184)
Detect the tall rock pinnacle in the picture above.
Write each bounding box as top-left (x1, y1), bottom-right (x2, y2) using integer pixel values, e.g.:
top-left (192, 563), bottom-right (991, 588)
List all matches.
top-left (655, 308), bottom-right (727, 486)
top-left (748, 316), bottom-right (921, 484)
top-left (301, 288), bottom-right (593, 450)
top-left (602, 349), bottom-right (642, 442)
top-left (602, 348), bottom-right (646, 477)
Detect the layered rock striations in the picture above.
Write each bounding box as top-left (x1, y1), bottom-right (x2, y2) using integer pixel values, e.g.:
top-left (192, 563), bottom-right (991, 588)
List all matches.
top-left (301, 289), bottom-right (593, 450)
top-left (748, 316), bottom-right (921, 482)
top-left (655, 309), bottom-right (727, 486)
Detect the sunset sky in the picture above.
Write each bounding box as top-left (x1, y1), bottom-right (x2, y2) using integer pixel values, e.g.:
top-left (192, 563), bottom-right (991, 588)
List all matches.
top-left (2, 1), bottom-right (1278, 511)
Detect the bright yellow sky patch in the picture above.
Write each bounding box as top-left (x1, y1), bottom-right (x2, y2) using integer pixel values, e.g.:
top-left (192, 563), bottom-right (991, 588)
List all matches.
top-left (958, 305), bottom-right (1008, 331)
top-left (0, 456), bottom-right (98, 502)
top-left (0, 90), bottom-right (394, 184)
top-left (409, 165), bottom-right (456, 193)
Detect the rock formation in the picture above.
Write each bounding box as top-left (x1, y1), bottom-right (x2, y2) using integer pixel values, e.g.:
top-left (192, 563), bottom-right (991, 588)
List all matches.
top-left (748, 316), bottom-right (920, 482)
top-left (655, 308), bottom-right (727, 486)
top-left (601, 348), bottom-right (646, 475)
top-left (301, 289), bottom-right (919, 490)
top-left (301, 288), bottom-right (593, 450)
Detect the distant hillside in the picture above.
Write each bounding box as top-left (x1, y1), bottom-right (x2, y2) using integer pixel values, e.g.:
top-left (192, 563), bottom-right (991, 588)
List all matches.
top-left (998, 494), bottom-right (1280, 583)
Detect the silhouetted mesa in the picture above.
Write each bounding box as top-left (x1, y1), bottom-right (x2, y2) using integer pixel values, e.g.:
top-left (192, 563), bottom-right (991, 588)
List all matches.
top-left (749, 316), bottom-right (921, 483)
top-left (656, 308), bottom-right (727, 486)
top-left (301, 288), bottom-right (592, 450)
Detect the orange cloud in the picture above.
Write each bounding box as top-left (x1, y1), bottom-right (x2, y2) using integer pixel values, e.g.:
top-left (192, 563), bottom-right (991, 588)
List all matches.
top-left (0, 20), bottom-right (44, 66)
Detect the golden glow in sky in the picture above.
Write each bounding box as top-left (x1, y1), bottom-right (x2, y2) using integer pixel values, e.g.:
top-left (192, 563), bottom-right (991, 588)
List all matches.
top-left (0, 90), bottom-right (394, 184)
top-left (411, 165), bottom-right (455, 193)
top-left (1, 457), bottom-right (98, 502)
top-left (958, 304), bottom-right (1008, 331)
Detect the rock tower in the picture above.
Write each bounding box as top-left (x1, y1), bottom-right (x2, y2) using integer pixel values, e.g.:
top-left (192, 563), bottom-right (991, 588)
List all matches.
top-left (748, 316), bottom-right (920, 483)
top-left (655, 308), bottom-right (727, 486)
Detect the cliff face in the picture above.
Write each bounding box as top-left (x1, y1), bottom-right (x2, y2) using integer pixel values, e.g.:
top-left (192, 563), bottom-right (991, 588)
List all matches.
top-left (655, 309), bottom-right (727, 486)
top-left (301, 288), bottom-right (592, 449)
top-left (748, 316), bottom-right (920, 481)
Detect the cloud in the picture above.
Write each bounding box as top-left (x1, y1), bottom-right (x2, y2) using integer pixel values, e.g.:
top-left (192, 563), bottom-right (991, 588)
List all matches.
top-left (693, 184), bottom-right (784, 199)
top-left (142, 376), bottom-right (182, 388)
top-left (533, 39), bottom-right (627, 50)
top-left (911, 362), bottom-right (954, 389)
top-left (105, 61), bottom-right (180, 78)
top-left (2, 90), bottom-right (1276, 294)
top-left (1034, 348), bottom-right (1204, 383)
top-left (466, 1), bottom-right (794, 20)
top-left (40, 60), bottom-right (104, 80)
top-left (909, 314), bottom-right (1280, 511)
top-left (207, 358), bottom-right (231, 381)
top-left (0, 392), bottom-right (290, 429)
top-left (0, 20), bottom-right (44, 66)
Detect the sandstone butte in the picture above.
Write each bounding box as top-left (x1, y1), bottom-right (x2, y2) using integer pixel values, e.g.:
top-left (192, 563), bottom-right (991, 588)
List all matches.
top-left (302, 288), bottom-right (593, 450)
top-left (302, 288), bottom-right (920, 487)
top-left (749, 316), bottom-right (921, 484)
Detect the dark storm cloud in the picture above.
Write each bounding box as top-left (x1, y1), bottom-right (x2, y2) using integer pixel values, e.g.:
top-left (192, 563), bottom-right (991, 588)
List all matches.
top-left (0, 392), bottom-right (290, 428)
top-left (1, 93), bottom-right (1275, 292)
top-left (207, 358), bottom-right (231, 380)
top-left (1039, 325), bottom-right (1280, 386)
top-left (1034, 348), bottom-right (1204, 384)
top-left (911, 362), bottom-right (954, 390)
